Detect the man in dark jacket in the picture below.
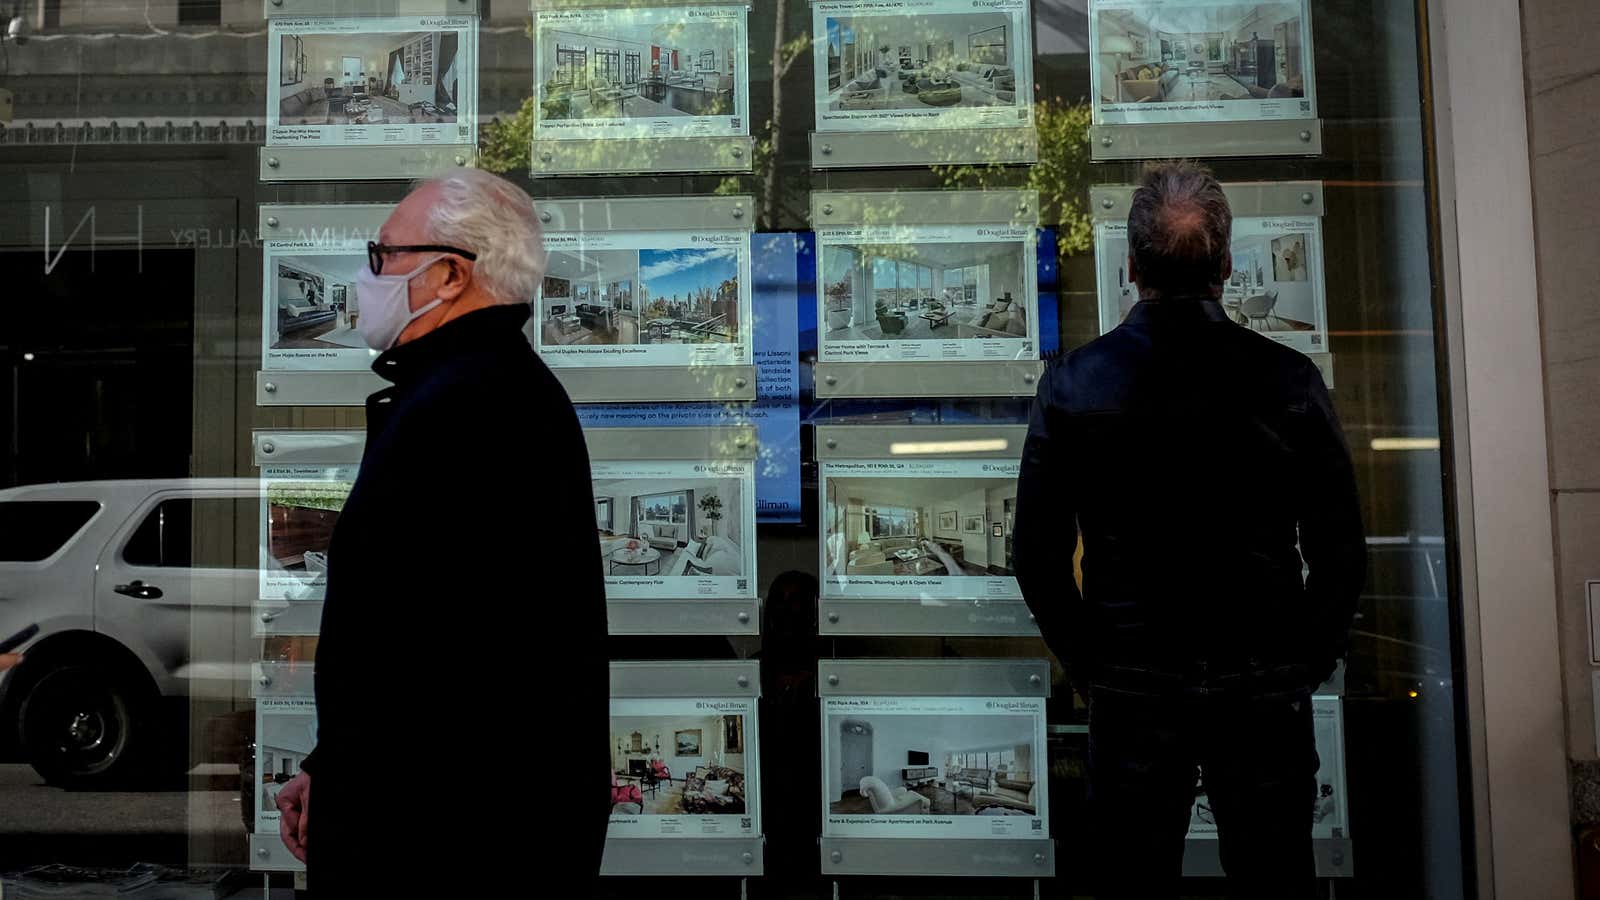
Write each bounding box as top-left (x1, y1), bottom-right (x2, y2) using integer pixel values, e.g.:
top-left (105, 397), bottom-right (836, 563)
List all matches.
top-left (272, 169), bottom-right (609, 894)
top-left (1013, 160), bottom-right (1365, 899)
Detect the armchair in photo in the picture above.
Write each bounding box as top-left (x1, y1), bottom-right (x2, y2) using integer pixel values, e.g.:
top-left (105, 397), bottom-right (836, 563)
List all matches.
top-left (682, 765), bottom-right (746, 814)
top-left (973, 776), bottom-right (1038, 815)
top-left (859, 776), bottom-right (930, 815)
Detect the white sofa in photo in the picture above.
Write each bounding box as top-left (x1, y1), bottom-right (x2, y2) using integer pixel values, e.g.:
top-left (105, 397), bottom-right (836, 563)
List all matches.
top-left (859, 775), bottom-right (930, 815)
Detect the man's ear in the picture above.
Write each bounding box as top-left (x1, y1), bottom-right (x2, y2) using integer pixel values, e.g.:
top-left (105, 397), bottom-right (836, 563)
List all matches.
top-left (1126, 253), bottom-right (1140, 287)
top-left (433, 256), bottom-right (473, 301)
top-left (1218, 254), bottom-right (1233, 284)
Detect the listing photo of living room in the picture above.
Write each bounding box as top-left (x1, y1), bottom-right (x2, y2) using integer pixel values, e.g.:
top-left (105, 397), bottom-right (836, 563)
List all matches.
top-left (1098, 219), bottom-right (1325, 350)
top-left (267, 255), bottom-right (368, 354)
top-left (1095, 1), bottom-right (1309, 112)
top-left (822, 473), bottom-right (1019, 585)
top-left (825, 711), bottom-right (1042, 819)
top-left (540, 246), bottom-right (740, 348)
top-left (609, 712), bottom-right (751, 820)
top-left (820, 240), bottom-right (1030, 345)
top-left (537, 12), bottom-right (740, 125)
top-left (274, 26), bottom-right (463, 129)
top-left (594, 477), bottom-right (746, 580)
top-left (822, 11), bottom-right (1020, 112)
top-left (256, 706), bottom-right (316, 830)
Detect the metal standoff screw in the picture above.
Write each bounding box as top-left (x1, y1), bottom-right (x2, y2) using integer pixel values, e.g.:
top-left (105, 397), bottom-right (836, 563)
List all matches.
top-left (825, 438), bottom-right (838, 449)
top-left (732, 207), bottom-right (745, 219)
top-left (269, 0), bottom-right (282, 5)
top-left (732, 147), bottom-right (745, 158)
top-left (258, 674), bottom-right (272, 687)
top-left (1028, 612), bottom-right (1037, 622)
top-left (1299, 129), bottom-right (1312, 142)
top-left (1101, 135), bottom-right (1113, 147)
top-left (1018, 202), bottom-right (1029, 214)
top-left (1300, 191), bottom-right (1315, 205)
top-left (742, 852), bottom-right (754, 865)
top-left (1034, 852), bottom-right (1046, 864)
top-left (824, 374), bottom-right (838, 386)
top-left (1029, 674), bottom-right (1042, 686)
top-left (454, 155), bottom-right (466, 166)
top-left (737, 675), bottom-right (749, 687)
top-left (265, 216), bottom-right (279, 228)
top-left (827, 612), bottom-right (839, 623)
top-left (266, 157), bottom-right (280, 169)
top-left (821, 203), bottom-right (834, 216)
top-left (263, 382), bottom-right (277, 394)
top-left (737, 611), bottom-right (750, 623)
top-left (734, 377), bottom-right (748, 389)
top-left (827, 674), bottom-right (839, 686)
top-left (257, 847), bottom-right (271, 859)
top-left (259, 611), bottom-right (276, 623)
top-left (1100, 197), bottom-right (1115, 210)
top-left (1023, 373), bottom-right (1035, 384)
top-left (821, 144), bottom-right (833, 156)
top-left (261, 440), bottom-right (276, 453)
top-left (540, 152), bottom-right (553, 163)
top-left (830, 851), bottom-right (843, 863)
top-left (540, 211), bottom-right (552, 223)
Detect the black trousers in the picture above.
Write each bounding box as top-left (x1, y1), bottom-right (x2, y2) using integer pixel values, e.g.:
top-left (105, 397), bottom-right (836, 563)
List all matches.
top-left (1085, 685), bottom-right (1320, 900)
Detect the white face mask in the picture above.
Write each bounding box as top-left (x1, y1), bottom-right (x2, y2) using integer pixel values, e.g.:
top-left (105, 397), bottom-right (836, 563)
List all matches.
top-left (354, 256), bottom-right (446, 351)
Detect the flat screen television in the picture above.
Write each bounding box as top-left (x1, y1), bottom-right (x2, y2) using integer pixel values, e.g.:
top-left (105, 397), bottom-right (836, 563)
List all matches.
top-left (907, 750), bottom-right (929, 766)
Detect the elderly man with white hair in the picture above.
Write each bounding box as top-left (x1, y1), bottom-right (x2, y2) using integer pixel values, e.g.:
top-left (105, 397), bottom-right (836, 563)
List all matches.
top-left (272, 168), bottom-right (609, 894)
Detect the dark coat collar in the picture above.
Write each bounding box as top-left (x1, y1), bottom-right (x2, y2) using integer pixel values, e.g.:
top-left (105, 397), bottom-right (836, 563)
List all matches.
top-left (1123, 297), bottom-right (1232, 327)
top-left (371, 303), bottom-right (531, 385)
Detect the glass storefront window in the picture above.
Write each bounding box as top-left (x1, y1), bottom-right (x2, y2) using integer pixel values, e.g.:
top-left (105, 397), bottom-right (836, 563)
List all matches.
top-left (0, 0), bottom-right (1478, 896)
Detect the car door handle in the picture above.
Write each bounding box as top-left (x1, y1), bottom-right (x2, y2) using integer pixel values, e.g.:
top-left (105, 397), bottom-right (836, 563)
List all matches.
top-left (114, 580), bottom-right (164, 600)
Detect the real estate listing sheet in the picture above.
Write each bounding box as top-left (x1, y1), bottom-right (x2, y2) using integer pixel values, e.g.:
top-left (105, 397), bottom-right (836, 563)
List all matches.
top-left (1090, 0), bottom-right (1317, 125)
top-left (1188, 694), bottom-right (1347, 840)
top-left (608, 697), bottom-right (760, 838)
top-left (536, 226), bottom-right (753, 369)
top-left (1095, 216), bottom-right (1327, 354)
top-left (820, 458), bottom-right (1022, 601)
top-left (592, 459), bottom-right (757, 600)
top-left (260, 466), bottom-right (355, 603)
top-left (254, 696), bottom-right (317, 853)
top-left (261, 234), bottom-right (384, 371)
top-left (812, 0), bottom-right (1035, 134)
top-left (535, 5), bottom-right (750, 142)
top-left (823, 695), bottom-right (1048, 840)
top-left (267, 16), bottom-right (477, 147)
top-left (817, 223), bottom-right (1038, 363)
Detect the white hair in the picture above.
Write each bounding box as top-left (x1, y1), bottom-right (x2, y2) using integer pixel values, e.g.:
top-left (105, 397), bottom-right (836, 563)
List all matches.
top-left (420, 168), bottom-right (547, 305)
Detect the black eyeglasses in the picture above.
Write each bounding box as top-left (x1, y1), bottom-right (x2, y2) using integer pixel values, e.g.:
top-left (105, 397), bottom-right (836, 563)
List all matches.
top-left (367, 241), bottom-right (477, 276)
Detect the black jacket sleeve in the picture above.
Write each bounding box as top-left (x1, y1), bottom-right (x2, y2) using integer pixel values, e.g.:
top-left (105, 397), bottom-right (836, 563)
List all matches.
top-left (1014, 366), bottom-right (1089, 686)
top-left (1297, 365), bottom-right (1366, 683)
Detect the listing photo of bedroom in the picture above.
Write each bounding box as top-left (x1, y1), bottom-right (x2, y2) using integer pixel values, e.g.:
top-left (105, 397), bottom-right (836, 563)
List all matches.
top-left (268, 256), bottom-right (366, 351)
top-left (822, 242), bottom-right (1028, 342)
top-left (823, 476), bottom-right (1017, 578)
top-left (276, 29), bottom-right (461, 126)
top-left (824, 13), bottom-right (1019, 110)
top-left (539, 19), bottom-right (738, 121)
top-left (1096, 3), bottom-right (1306, 105)
top-left (826, 713), bottom-right (1040, 817)
top-left (1102, 225), bottom-right (1321, 336)
top-left (594, 478), bottom-right (745, 578)
top-left (540, 247), bottom-right (740, 348)
top-left (265, 481), bottom-right (350, 585)
top-left (610, 714), bottom-right (749, 817)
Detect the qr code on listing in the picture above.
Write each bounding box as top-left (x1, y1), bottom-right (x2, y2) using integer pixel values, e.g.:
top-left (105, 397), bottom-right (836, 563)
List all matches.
top-left (741, 817), bottom-right (752, 829)
top-left (458, 126), bottom-right (469, 137)
top-left (1300, 101), bottom-right (1311, 112)
top-left (737, 579), bottom-right (749, 592)
top-left (1032, 819), bottom-right (1043, 831)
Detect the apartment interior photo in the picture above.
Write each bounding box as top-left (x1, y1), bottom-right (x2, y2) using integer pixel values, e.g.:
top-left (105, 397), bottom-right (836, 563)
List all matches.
top-left (1097, 3), bottom-right (1305, 104)
top-left (824, 477), bottom-right (1016, 578)
top-left (1104, 230), bottom-right (1317, 333)
top-left (823, 243), bottom-right (1028, 342)
top-left (610, 715), bottom-right (747, 816)
top-left (271, 257), bottom-right (365, 350)
top-left (542, 248), bottom-right (739, 347)
top-left (825, 13), bottom-right (1018, 110)
top-left (539, 23), bottom-right (737, 120)
top-left (594, 479), bottom-right (744, 578)
top-left (827, 714), bottom-right (1038, 817)
top-left (258, 714), bottom-right (315, 814)
top-left (278, 30), bottom-right (460, 125)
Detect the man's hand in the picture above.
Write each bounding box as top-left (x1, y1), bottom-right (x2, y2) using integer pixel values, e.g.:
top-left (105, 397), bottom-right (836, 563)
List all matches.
top-left (0, 654), bottom-right (20, 672)
top-left (276, 771), bottom-right (310, 862)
